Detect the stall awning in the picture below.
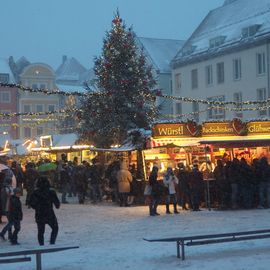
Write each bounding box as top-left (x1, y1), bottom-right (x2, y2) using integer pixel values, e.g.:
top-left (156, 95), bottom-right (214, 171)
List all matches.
top-left (89, 143), bottom-right (137, 152)
top-left (199, 135), bottom-right (270, 148)
top-left (148, 137), bottom-right (200, 148)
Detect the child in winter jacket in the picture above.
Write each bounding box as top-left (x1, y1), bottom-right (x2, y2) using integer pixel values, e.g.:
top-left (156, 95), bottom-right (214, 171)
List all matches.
top-left (0, 187), bottom-right (23, 245)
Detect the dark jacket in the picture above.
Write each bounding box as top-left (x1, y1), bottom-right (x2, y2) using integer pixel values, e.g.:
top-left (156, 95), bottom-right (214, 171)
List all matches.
top-left (177, 170), bottom-right (190, 193)
top-left (149, 172), bottom-right (160, 196)
top-left (189, 169), bottom-right (203, 190)
top-left (29, 187), bottom-right (60, 223)
top-left (9, 195), bottom-right (23, 221)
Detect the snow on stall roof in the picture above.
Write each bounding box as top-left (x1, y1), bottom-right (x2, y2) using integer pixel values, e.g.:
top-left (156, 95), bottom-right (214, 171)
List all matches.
top-left (136, 37), bottom-right (185, 73)
top-left (52, 133), bottom-right (78, 147)
top-left (173, 0), bottom-right (270, 62)
top-left (0, 57), bottom-right (15, 82)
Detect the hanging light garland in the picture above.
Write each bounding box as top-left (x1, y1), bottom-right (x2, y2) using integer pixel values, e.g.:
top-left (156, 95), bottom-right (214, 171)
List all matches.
top-left (0, 108), bottom-right (82, 118)
top-left (2, 82), bottom-right (270, 106)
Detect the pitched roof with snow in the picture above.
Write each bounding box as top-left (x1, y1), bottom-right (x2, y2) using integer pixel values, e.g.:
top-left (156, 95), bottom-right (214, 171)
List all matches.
top-left (172, 0), bottom-right (270, 67)
top-left (136, 37), bottom-right (185, 73)
top-left (0, 57), bottom-right (16, 83)
top-left (56, 57), bottom-right (87, 82)
top-left (56, 83), bottom-right (87, 93)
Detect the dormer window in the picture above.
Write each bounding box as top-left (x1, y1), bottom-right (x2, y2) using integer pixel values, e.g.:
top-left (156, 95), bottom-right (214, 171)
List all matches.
top-left (242, 24), bottom-right (261, 38)
top-left (209, 36), bottom-right (226, 48)
top-left (182, 45), bottom-right (196, 56)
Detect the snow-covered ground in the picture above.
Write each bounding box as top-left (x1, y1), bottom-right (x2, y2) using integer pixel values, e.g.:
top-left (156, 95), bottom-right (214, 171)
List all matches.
top-left (1, 196), bottom-right (270, 270)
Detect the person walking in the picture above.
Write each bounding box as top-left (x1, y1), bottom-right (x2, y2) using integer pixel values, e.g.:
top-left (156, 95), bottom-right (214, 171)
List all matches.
top-left (117, 162), bottom-right (133, 207)
top-left (0, 188), bottom-right (23, 245)
top-left (148, 166), bottom-right (160, 216)
top-left (29, 176), bottom-right (60, 246)
top-left (163, 167), bottom-right (179, 214)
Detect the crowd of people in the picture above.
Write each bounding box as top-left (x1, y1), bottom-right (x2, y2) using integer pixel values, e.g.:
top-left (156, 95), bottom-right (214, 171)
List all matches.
top-left (146, 156), bottom-right (270, 216)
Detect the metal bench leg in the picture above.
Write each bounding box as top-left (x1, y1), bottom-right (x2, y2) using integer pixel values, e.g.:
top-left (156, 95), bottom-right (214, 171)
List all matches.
top-left (181, 241), bottom-right (185, 261)
top-left (177, 241), bottom-right (180, 258)
top-left (36, 253), bottom-right (42, 270)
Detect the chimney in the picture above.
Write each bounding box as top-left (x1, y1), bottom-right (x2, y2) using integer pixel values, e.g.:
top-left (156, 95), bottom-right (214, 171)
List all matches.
top-left (62, 55), bottom-right (67, 64)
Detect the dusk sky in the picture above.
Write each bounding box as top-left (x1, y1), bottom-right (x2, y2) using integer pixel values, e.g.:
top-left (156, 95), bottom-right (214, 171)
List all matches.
top-left (0, 0), bottom-right (224, 69)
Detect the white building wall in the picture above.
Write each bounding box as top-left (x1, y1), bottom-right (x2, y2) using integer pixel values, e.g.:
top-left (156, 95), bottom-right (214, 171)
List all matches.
top-left (172, 43), bottom-right (270, 122)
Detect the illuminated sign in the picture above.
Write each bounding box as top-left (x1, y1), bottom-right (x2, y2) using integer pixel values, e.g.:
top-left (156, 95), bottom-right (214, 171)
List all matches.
top-left (152, 122), bottom-right (201, 138)
top-left (202, 122), bottom-right (235, 136)
top-left (247, 122), bottom-right (270, 135)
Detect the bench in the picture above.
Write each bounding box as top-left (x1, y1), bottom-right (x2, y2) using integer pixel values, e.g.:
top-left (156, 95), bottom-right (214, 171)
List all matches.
top-left (144, 229), bottom-right (270, 260)
top-left (0, 246), bottom-right (79, 270)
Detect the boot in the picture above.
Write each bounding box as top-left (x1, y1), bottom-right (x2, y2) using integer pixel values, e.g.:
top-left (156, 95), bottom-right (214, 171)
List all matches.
top-left (166, 204), bottom-right (171, 214)
top-left (153, 204), bottom-right (160, 215)
top-left (149, 205), bottom-right (155, 216)
top-left (174, 204), bottom-right (179, 214)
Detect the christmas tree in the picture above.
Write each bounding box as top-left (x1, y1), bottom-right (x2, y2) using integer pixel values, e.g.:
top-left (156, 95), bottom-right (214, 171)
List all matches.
top-left (80, 11), bottom-right (158, 148)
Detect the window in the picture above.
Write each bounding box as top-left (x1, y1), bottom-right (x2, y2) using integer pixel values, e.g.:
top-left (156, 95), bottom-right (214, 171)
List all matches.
top-left (24, 127), bottom-right (31, 138)
top-left (175, 102), bottom-right (182, 116)
top-left (233, 58), bottom-right (242, 80)
top-left (40, 84), bottom-right (46, 90)
top-left (36, 105), bottom-right (43, 113)
top-left (233, 92), bottom-right (243, 118)
top-left (37, 127), bottom-right (43, 136)
top-left (0, 91), bottom-right (11, 103)
top-left (216, 62), bottom-right (225, 84)
top-left (209, 36), bottom-right (226, 48)
top-left (191, 69), bottom-right (198, 89)
top-left (1, 110), bottom-right (11, 122)
top-left (0, 73), bottom-right (9, 83)
top-left (256, 53), bottom-right (266, 75)
top-left (23, 105), bottom-right (31, 113)
top-left (257, 88), bottom-right (267, 116)
top-left (174, 73), bottom-right (181, 92)
top-left (207, 95), bottom-right (225, 120)
top-left (32, 84), bottom-right (38, 90)
top-left (242, 25), bottom-right (260, 38)
top-left (48, 105), bottom-right (55, 112)
top-left (192, 102), bottom-right (199, 122)
top-left (205, 65), bottom-right (213, 86)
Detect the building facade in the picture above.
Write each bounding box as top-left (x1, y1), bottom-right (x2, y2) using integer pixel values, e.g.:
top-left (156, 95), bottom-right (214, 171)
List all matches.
top-left (171, 0), bottom-right (270, 122)
top-left (19, 63), bottom-right (59, 139)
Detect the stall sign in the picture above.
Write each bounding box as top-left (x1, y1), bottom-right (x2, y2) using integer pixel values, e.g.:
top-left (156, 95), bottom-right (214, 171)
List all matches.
top-left (247, 121), bottom-right (270, 135)
top-left (202, 122), bottom-right (235, 137)
top-left (152, 122), bottom-right (200, 138)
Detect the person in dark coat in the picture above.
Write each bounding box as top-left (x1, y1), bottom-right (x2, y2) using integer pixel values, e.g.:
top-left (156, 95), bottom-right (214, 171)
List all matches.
top-left (257, 157), bottom-right (270, 209)
top-left (177, 163), bottom-right (192, 210)
top-left (228, 158), bottom-right (241, 209)
top-left (74, 165), bottom-right (87, 204)
top-left (149, 166), bottom-right (160, 216)
top-left (0, 188), bottom-right (23, 245)
top-left (29, 176), bottom-right (60, 246)
top-left (189, 164), bottom-right (204, 211)
top-left (239, 157), bottom-right (254, 209)
top-left (60, 164), bottom-right (71, 203)
top-left (214, 159), bottom-right (230, 209)
top-left (25, 163), bottom-right (39, 207)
